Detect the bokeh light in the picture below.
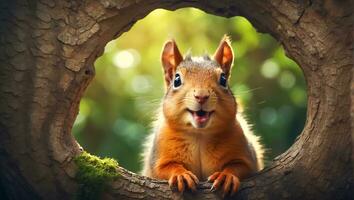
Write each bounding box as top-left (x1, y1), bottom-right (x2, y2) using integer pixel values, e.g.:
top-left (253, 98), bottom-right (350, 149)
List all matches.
top-left (261, 59), bottom-right (280, 79)
top-left (112, 49), bottom-right (140, 69)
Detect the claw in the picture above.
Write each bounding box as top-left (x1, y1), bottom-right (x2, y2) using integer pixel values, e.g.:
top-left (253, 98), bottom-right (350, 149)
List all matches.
top-left (210, 184), bottom-right (216, 192)
top-left (168, 171), bottom-right (198, 193)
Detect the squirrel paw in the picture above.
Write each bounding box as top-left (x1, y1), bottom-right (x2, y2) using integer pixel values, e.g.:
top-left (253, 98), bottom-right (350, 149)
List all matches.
top-left (168, 171), bottom-right (199, 193)
top-left (208, 171), bottom-right (240, 197)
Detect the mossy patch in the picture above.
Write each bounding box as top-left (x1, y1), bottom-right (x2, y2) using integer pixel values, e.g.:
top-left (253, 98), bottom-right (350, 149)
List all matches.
top-left (74, 151), bottom-right (119, 200)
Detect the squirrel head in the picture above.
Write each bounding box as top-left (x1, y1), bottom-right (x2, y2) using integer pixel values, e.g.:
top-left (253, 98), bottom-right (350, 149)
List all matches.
top-left (160, 35), bottom-right (237, 133)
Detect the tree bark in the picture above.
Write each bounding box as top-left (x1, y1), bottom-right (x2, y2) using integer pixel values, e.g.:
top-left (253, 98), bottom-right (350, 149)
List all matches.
top-left (0, 0), bottom-right (352, 199)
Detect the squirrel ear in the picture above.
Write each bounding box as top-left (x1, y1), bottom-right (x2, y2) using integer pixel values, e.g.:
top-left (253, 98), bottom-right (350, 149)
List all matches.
top-left (161, 39), bottom-right (183, 86)
top-left (213, 35), bottom-right (234, 77)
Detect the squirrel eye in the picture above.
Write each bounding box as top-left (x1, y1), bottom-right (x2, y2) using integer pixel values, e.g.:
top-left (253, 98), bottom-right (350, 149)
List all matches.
top-left (219, 73), bottom-right (227, 88)
top-left (173, 73), bottom-right (182, 88)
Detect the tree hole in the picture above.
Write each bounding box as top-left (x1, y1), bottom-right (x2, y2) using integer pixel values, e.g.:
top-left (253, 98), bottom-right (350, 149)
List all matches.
top-left (72, 8), bottom-right (307, 172)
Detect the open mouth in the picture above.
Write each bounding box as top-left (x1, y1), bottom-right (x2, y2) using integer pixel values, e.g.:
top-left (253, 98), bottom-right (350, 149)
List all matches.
top-left (187, 109), bottom-right (213, 127)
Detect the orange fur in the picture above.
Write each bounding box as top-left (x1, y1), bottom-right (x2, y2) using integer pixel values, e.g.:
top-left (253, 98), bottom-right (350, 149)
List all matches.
top-left (141, 36), bottom-right (264, 197)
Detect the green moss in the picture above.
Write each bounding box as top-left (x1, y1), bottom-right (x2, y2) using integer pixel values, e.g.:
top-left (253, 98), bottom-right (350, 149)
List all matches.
top-left (74, 151), bottom-right (119, 200)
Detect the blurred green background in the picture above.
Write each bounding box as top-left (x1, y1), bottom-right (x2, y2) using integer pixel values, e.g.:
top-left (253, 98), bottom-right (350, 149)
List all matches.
top-left (73, 8), bottom-right (307, 172)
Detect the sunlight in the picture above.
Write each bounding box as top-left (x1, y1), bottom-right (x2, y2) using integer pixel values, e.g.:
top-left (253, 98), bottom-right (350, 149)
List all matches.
top-left (261, 59), bottom-right (280, 78)
top-left (278, 71), bottom-right (296, 89)
top-left (113, 49), bottom-right (140, 69)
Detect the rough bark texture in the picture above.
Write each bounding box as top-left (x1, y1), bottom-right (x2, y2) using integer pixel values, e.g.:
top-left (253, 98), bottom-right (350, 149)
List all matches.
top-left (0, 0), bottom-right (353, 199)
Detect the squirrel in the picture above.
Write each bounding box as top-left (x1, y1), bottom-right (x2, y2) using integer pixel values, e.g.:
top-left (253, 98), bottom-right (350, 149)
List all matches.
top-left (141, 35), bottom-right (264, 197)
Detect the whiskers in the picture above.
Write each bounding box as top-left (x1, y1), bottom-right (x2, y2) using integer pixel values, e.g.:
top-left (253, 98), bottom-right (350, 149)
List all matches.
top-left (232, 87), bottom-right (262, 98)
top-left (131, 95), bottom-right (162, 119)
top-left (232, 86), bottom-right (265, 112)
top-left (175, 97), bottom-right (193, 106)
top-left (216, 95), bottom-right (233, 103)
top-left (174, 96), bottom-right (218, 112)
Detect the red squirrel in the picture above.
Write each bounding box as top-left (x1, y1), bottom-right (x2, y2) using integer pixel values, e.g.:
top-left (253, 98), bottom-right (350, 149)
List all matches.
top-left (142, 35), bottom-right (264, 197)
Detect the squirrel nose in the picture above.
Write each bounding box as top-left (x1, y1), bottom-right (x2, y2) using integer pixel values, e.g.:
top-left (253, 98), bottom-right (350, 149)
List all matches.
top-left (194, 94), bottom-right (209, 104)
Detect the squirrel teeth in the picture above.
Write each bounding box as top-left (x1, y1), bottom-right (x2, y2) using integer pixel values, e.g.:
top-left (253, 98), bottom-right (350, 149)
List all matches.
top-left (187, 109), bottom-right (213, 127)
top-left (192, 109), bottom-right (210, 124)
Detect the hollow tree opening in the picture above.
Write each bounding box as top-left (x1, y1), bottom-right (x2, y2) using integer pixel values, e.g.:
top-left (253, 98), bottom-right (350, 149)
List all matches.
top-left (0, 1), bottom-right (352, 200)
top-left (73, 8), bottom-right (307, 173)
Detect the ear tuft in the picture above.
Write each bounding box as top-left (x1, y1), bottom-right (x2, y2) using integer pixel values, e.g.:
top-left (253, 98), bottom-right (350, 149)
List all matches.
top-left (184, 49), bottom-right (192, 61)
top-left (222, 34), bottom-right (232, 45)
top-left (213, 34), bottom-right (234, 77)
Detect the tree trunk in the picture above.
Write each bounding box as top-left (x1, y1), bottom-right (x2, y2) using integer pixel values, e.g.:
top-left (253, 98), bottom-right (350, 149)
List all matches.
top-left (0, 0), bottom-right (352, 199)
